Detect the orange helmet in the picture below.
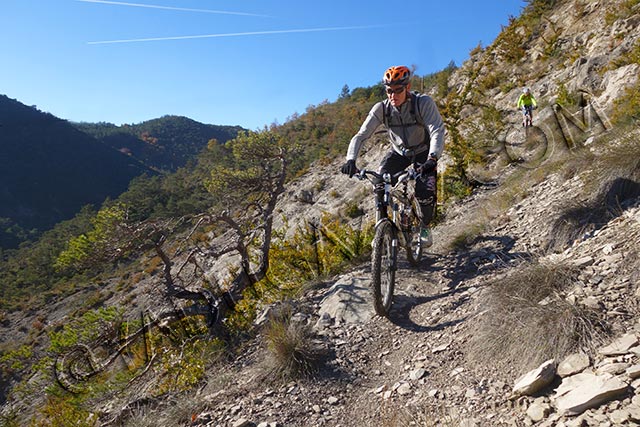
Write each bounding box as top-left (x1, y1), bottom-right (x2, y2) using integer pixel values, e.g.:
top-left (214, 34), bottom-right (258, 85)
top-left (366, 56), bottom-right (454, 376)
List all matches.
top-left (383, 65), bottom-right (411, 86)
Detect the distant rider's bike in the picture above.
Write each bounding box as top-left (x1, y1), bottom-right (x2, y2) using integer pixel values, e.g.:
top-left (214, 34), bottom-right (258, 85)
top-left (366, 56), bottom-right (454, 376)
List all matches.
top-left (504, 105), bottom-right (548, 167)
top-left (522, 105), bottom-right (534, 128)
top-left (354, 167), bottom-right (423, 316)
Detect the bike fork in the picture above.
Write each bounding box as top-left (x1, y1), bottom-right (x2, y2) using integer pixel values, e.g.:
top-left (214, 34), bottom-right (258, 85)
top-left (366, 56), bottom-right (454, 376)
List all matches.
top-left (391, 236), bottom-right (398, 271)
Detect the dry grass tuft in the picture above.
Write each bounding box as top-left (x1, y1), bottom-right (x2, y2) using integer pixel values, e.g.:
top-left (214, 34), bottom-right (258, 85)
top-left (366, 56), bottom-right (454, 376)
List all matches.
top-left (547, 131), bottom-right (640, 252)
top-left (588, 131), bottom-right (640, 208)
top-left (468, 261), bottom-right (609, 374)
top-left (379, 401), bottom-right (463, 427)
top-left (448, 222), bottom-right (489, 251)
top-left (262, 310), bottom-right (320, 380)
top-left (546, 200), bottom-right (604, 253)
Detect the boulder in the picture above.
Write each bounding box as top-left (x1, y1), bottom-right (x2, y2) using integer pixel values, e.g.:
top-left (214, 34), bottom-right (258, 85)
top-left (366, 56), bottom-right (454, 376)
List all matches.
top-left (316, 276), bottom-right (372, 326)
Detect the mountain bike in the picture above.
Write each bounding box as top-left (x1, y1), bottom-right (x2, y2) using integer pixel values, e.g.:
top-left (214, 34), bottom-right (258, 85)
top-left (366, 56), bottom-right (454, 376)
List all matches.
top-left (354, 167), bottom-right (423, 316)
top-left (522, 105), bottom-right (533, 128)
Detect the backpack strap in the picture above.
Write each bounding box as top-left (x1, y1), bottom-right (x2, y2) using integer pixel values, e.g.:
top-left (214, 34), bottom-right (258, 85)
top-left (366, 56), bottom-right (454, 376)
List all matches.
top-left (412, 92), bottom-right (430, 144)
top-left (383, 93), bottom-right (419, 128)
top-left (411, 91), bottom-right (423, 128)
top-left (383, 98), bottom-right (391, 128)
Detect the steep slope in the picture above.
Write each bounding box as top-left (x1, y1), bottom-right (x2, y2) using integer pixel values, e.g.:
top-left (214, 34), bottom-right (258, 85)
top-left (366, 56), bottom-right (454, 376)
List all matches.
top-left (199, 157), bottom-right (639, 427)
top-left (177, 1), bottom-right (640, 425)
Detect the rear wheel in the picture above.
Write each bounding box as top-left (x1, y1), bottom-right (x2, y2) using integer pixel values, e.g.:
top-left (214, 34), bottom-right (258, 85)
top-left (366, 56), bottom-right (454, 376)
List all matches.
top-left (371, 220), bottom-right (396, 316)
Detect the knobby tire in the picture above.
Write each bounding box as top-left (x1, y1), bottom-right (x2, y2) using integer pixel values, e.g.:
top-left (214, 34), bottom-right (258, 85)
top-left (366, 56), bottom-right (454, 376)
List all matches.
top-left (371, 219), bottom-right (396, 316)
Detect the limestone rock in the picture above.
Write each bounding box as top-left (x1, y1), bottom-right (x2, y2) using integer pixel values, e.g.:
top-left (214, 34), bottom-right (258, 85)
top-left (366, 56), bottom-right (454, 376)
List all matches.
top-left (232, 418), bottom-right (252, 427)
top-left (512, 359), bottom-right (557, 397)
top-left (599, 334), bottom-right (638, 356)
top-left (557, 353), bottom-right (590, 377)
top-left (597, 362), bottom-right (630, 375)
top-left (627, 364), bottom-right (640, 379)
top-left (553, 373), bottom-right (629, 416)
top-left (526, 400), bottom-right (551, 422)
top-left (316, 276), bottom-right (372, 326)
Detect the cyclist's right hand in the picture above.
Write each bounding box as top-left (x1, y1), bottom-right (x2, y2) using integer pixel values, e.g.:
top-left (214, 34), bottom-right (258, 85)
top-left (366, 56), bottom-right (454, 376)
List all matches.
top-left (417, 158), bottom-right (437, 176)
top-left (340, 159), bottom-right (357, 178)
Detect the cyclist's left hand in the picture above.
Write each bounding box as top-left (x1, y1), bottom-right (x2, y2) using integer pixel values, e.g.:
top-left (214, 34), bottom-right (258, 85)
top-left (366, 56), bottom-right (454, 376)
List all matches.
top-left (417, 158), bottom-right (437, 175)
top-left (340, 159), bottom-right (357, 177)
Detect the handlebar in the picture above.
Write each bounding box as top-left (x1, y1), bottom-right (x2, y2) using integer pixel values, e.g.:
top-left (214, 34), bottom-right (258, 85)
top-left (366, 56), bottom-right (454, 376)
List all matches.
top-left (354, 167), bottom-right (418, 185)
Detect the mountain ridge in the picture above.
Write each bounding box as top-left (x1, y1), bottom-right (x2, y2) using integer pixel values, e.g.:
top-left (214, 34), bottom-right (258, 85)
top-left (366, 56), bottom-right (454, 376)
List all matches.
top-left (0, 94), bottom-right (154, 245)
top-left (73, 115), bottom-right (243, 172)
top-left (0, 95), bottom-right (243, 248)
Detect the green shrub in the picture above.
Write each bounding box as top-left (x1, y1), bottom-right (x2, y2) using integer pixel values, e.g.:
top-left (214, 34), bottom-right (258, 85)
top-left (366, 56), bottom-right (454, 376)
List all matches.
top-left (605, 0), bottom-right (640, 25)
top-left (0, 411), bottom-right (21, 427)
top-left (493, 16), bottom-right (527, 63)
top-left (227, 216), bottom-right (373, 333)
top-left (612, 80), bottom-right (640, 124)
top-left (556, 81), bottom-right (579, 108)
top-left (54, 203), bottom-right (128, 274)
top-left (30, 396), bottom-right (98, 427)
top-left (441, 169), bottom-right (473, 203)
top-left (48, 306), bottom-right (122, 353)
top-left (0, 345), bottom-right (33, 374)
top-left (156, 335), bottom-right (224, 393)
top-left (344, 201), bottom-right (364, 218)
top-left (478, 70), bottom-right (507, 93)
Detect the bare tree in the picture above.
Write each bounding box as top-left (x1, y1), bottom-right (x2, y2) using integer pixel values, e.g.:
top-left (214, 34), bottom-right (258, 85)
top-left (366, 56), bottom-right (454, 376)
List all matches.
top-left (54, 129), bottom-right (295, 393)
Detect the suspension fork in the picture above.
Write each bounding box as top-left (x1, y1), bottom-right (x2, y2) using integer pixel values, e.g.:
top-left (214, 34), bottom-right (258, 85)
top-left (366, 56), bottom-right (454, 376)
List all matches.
top-left (391, 229), bottom-right (398, 271)
top-left (373, 217), bottom-right (398, 272)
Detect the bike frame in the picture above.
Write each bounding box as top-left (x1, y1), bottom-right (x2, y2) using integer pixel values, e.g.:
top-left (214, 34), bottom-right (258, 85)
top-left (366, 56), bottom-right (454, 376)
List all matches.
top-left (359, 168), bottom-right (417, 240)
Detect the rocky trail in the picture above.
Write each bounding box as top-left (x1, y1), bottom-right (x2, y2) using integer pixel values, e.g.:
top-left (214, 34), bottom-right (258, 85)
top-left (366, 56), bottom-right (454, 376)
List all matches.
top-left (186, 165), bottom-right (640, 427)
top-left (188, 248), bottom-right (505, 427)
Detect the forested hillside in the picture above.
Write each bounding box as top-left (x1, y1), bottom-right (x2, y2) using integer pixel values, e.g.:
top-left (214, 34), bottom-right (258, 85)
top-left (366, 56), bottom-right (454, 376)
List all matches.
top-left (0, 95), bottom-right (152, 247)
top-left (74, 116), bottom-right (243, 172)
top-left (0, 97), bottom-right (243, 249)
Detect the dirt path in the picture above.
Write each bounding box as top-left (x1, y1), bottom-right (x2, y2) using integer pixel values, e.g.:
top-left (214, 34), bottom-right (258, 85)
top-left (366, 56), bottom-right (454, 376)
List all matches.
top-left (191, 240), bottom-right (530, 427)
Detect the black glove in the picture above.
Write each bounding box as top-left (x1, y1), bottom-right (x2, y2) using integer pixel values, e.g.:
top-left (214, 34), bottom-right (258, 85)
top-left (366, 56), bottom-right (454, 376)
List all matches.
top-left (340, 159), bottom-right (357, 177)
top-left (417, 158), bottom-right (437, 176)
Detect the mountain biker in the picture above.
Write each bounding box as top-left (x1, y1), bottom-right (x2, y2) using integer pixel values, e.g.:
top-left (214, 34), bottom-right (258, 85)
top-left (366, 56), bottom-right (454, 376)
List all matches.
top-left (517, 87), bottom-right (537, 126)
top-left (340, 65), bottom-right (445, 247)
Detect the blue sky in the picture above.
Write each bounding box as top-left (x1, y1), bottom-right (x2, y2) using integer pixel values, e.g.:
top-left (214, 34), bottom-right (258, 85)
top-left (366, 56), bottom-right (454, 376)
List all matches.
top-left (2, 0), bottom-right (525, 130)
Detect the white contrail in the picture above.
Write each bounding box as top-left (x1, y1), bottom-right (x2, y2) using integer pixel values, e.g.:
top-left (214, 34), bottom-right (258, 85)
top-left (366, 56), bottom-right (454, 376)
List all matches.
top-left (87, 25), bottom-right (386, 45)
top-left (76, 0), bottom-right (270, 17)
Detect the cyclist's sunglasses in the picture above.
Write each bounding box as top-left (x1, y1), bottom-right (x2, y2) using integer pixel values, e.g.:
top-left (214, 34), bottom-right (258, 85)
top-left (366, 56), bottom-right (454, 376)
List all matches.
top-left (385, 86), bottom-right (406, 95)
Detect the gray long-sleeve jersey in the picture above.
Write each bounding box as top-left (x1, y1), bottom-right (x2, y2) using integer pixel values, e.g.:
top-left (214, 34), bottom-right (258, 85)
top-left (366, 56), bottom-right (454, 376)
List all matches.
top-left (345, 92), bottom-right (445, 162)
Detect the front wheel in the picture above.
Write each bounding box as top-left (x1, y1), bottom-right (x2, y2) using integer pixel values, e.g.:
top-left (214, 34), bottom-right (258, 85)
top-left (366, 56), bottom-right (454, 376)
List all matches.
top-left (371, 219), bottom-right (397, 316)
